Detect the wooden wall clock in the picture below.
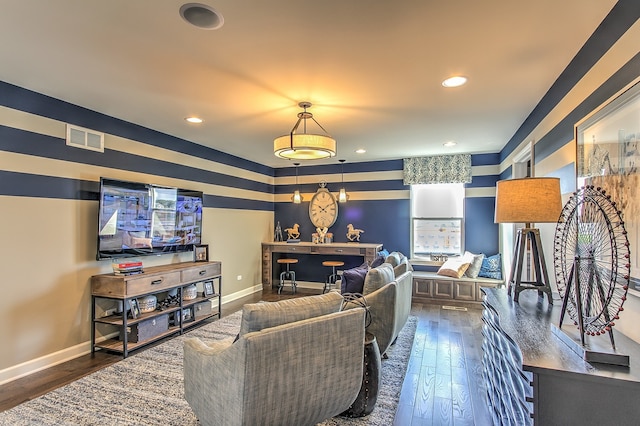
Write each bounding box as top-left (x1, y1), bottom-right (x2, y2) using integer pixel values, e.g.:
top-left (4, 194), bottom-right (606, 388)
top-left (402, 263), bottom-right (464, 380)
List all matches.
top-left (309, 181), bottom-right (338, 228)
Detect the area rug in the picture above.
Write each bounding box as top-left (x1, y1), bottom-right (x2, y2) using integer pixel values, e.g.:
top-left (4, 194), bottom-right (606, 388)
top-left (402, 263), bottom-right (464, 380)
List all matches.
top-left (0, 311), bottom-right (417, 425)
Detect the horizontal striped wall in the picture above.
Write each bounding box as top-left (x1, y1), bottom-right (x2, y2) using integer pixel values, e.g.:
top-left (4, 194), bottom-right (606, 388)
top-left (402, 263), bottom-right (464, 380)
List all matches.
top-left (500, 0), bottom-right (640, 175)
top-left (495, 1), bottom-right (640, 341)
top-left (0, 81), bottom-right (275, 379)
top-left (0, 81), bottom-right (275, 208)
top-left (272, 154), bottom-right (501, 280)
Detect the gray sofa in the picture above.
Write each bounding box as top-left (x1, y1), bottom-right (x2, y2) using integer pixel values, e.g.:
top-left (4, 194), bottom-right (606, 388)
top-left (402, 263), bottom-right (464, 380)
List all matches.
top-left (344, 252), bottom-right (413, 357)
top-left (183, 292), bottom-right (366, 426)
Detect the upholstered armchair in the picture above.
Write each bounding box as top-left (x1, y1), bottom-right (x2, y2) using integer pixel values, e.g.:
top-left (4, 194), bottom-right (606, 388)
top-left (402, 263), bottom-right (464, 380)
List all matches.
top-left (183, 293), bottom-right (366, 426)
top-left (341, 252), bottom-right (413, 357)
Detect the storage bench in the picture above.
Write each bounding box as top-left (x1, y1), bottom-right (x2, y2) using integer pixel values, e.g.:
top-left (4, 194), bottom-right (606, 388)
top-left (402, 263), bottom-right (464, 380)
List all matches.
top-left (412, 271), bottom-right (503, 302)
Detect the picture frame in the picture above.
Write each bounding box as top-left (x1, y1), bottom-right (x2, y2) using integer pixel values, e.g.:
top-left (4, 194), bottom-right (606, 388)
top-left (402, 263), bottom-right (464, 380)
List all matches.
top-left (194, 244), bottom-right (209, 262)
top-left (575, 79), bottom-right (640, 285)
top-left (129, 298), bottom-right (141, 319)
top-left (182, 307), bottom-right (193, 323)
top-left (203, 280), bottom-right (215, 296)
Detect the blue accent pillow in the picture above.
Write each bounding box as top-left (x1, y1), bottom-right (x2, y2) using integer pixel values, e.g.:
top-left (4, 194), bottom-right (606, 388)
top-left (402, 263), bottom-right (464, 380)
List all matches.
top-left (478, 253), bottom-right (502, 280)
top-left (370, 254), bottom-right (385, 268)
top-left (377, 249), bottom-right (390, 258)
top-left (341, 264), bottom-right (369, 294)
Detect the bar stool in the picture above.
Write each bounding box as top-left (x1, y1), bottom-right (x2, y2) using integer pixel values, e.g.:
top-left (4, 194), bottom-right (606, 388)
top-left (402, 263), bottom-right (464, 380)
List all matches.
top-left (322, 260), bottom-right (344, 293)
top-left (277, 258), bottom-right (298, 294)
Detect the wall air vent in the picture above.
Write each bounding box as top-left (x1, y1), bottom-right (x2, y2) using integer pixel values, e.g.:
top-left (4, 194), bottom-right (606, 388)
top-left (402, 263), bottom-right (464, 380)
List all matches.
top-left (66, 124), bottom-right (104, 152)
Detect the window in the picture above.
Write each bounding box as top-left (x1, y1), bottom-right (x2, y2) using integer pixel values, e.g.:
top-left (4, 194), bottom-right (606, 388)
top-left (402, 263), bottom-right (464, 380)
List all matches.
top-left (410, 183), bottom-right (465, 259)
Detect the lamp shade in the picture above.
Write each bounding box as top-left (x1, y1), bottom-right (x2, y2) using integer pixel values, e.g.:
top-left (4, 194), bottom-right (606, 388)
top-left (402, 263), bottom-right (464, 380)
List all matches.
top-left (274, 134), bottom-right (337, 160)
top-left (494, 177), bottom-right (562, 224)
top-left (274, 102), bottom-right (337, 160)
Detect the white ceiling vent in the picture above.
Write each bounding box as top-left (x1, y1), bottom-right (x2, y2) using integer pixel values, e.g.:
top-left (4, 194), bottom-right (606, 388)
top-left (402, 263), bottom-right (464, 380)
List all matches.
top-left (66, 124), bottom-right (104, 152)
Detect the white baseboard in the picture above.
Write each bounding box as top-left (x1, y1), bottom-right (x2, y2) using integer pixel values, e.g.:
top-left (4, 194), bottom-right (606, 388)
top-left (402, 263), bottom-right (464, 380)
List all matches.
top-left (0, 285), bottom-right (264, 386)
top-left (0, 341), bottom-right (90, 386)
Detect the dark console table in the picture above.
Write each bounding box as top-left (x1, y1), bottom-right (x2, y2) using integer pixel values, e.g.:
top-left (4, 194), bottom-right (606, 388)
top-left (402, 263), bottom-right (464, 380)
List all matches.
top-left (482, 287), bottom-right (640, 425)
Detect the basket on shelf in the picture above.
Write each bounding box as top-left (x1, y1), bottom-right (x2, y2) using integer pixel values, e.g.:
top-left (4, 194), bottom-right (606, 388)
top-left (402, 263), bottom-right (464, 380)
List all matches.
top-left (137, 295), bottom-right (157, 313)
top-left (183, 284), bottom-right (198, 301)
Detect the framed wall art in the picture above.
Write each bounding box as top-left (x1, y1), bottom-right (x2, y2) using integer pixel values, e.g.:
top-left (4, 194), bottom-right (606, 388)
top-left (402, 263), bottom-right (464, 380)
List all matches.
top-left (194, 244), bottom-right (209, 262)
top-left (576, 79), bottom-right (640, 285)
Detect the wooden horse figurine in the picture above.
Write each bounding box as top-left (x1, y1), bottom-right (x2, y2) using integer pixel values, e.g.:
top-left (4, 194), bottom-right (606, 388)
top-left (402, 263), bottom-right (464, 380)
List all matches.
top-left (346, 224), bottom-right (364, 241)
top-left (285, 223), bottom-right (300, 240)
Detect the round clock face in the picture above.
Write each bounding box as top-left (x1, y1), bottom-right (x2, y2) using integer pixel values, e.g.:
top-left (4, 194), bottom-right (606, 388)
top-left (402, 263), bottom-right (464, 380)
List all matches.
top-left (309, 187), bottom-right (338, 228)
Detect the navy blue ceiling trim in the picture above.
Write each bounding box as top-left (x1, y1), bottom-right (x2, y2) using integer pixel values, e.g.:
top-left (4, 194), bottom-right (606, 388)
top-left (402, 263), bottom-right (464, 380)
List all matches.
top-left (534, 52), bottom-right (640, 164)
top-left (501, 0), bottom-right (640, 161)
top-left (471, 153), bottom-right (501, 166)
top-left (274, 159), bottom-right (404, 177)
top-left (276, 179), bottom-right (407, 194)
top-left (275, 155), bottom-right (501, 177)
top-left (0, 125), bottom-right (273, 193)
top-left (0, 81), bottom-right (274, 177)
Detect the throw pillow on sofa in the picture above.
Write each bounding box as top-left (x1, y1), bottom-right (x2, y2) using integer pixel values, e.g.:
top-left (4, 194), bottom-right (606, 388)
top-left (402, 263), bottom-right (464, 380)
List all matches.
top-left (463, 251), bottom-right (485, 279)
top-left (239, 292), bottom-right (343, 338)
top-left (478, 253), bottom-right (502, 280)
top-left (437, 257), bottom-right (471, 279)
top-left (385, 251), bottom-right (403, 267)
top-left (362, 263), bottom-right (395, 295)
top-left (370, 254), bottom-right (386, 268)
top-left (341, 263), bottom-right (369, 294)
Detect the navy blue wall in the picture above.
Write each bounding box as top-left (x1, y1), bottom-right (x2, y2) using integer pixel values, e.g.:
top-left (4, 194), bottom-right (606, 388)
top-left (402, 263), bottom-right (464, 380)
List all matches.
top-left (274, 154), bottom-right (501, 279)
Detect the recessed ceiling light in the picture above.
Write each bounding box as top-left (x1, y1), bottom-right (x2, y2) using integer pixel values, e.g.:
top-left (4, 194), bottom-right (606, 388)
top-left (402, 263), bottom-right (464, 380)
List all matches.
top-left (443, 141), bottom-right (457, 147)
top-left (180, 3), bottom-right (224, 30)
top-left (355, 148), bottom-right (366, 154)
top-left (185, 117), bottom-right (203, 124)
top-left (442, 76), bottom-right (467, 88)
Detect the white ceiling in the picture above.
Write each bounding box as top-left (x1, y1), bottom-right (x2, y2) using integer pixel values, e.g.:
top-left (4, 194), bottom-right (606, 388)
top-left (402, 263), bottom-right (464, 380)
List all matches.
top-left (0, 1), bottom-right (617, 168)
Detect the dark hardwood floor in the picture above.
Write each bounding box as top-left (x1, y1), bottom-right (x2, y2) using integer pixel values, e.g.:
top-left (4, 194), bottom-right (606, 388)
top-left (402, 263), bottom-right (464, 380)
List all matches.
top-left (0, 290), bottom-right (491, 425)
top-left (395, 301), bottom-right (491, 426)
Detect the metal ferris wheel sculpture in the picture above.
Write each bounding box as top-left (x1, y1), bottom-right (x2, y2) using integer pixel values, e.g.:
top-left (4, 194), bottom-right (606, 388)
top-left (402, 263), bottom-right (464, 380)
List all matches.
top-left (553, 185), bottom-right (631, 349)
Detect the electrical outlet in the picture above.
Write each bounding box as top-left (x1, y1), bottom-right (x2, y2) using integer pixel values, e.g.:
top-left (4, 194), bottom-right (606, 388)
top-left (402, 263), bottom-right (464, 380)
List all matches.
top-left (237, 275), bottom-right (242, 281)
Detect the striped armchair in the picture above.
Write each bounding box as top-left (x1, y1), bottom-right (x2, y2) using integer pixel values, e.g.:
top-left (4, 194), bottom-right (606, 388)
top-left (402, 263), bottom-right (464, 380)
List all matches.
top-left (183, 293), bottom-right (366, 426)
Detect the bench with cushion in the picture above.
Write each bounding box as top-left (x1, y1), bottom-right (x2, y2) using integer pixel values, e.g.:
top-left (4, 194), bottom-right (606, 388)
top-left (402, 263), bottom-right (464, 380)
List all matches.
top-left (412, 252), bottom-right (503, 302)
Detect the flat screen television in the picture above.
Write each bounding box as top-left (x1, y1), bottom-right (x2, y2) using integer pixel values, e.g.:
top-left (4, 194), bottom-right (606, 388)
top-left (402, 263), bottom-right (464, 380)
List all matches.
top-left (96, 178), bottom-right (204, 260)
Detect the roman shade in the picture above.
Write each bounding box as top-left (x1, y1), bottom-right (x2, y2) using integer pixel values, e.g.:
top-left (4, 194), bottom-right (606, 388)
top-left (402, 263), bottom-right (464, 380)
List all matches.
top-left (403, 154), bottom-right (472, 184)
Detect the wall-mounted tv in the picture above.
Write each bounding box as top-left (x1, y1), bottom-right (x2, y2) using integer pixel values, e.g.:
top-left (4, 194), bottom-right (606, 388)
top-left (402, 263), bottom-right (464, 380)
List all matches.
top-left (96, 178), bottom-right (204, 260)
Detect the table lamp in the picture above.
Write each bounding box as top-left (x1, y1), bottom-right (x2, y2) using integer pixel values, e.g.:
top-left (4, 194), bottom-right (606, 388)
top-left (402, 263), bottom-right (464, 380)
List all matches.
top-left (495, 177), bottom-right (562, 304)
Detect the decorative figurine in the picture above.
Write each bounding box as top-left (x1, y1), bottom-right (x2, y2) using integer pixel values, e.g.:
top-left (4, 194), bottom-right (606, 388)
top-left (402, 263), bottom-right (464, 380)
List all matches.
top-left (346, 224), bottom-right (364, 242)
top-left (285, 223), bottom-right (301, 240)
top-left (274, 221), bottom-right (283, 242)
top-left (316, 226), bottom-right (328, 243)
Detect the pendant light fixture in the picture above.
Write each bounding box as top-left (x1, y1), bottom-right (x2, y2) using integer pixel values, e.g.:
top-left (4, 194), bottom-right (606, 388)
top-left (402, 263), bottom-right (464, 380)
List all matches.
top-left (274, 102), bottom-right (337, 160)
top-left (338, 159), bottom-right (349, 203)
top-left (292, 163), bottom-right (302, 204)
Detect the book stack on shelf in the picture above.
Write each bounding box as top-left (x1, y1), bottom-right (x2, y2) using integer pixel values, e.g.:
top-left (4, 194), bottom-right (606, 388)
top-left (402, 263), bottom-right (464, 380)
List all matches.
top-left (112, 261), bottom-right (144, 276)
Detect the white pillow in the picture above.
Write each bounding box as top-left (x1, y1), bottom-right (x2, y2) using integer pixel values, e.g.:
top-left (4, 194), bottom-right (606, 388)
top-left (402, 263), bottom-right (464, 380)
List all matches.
top-left (437, 258), bottom-right (470, 279)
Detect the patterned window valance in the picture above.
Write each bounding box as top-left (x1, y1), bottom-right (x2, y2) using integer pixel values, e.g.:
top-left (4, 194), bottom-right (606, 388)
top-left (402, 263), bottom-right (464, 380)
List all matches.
top-left (403, 154), bottom-right (472, 185)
